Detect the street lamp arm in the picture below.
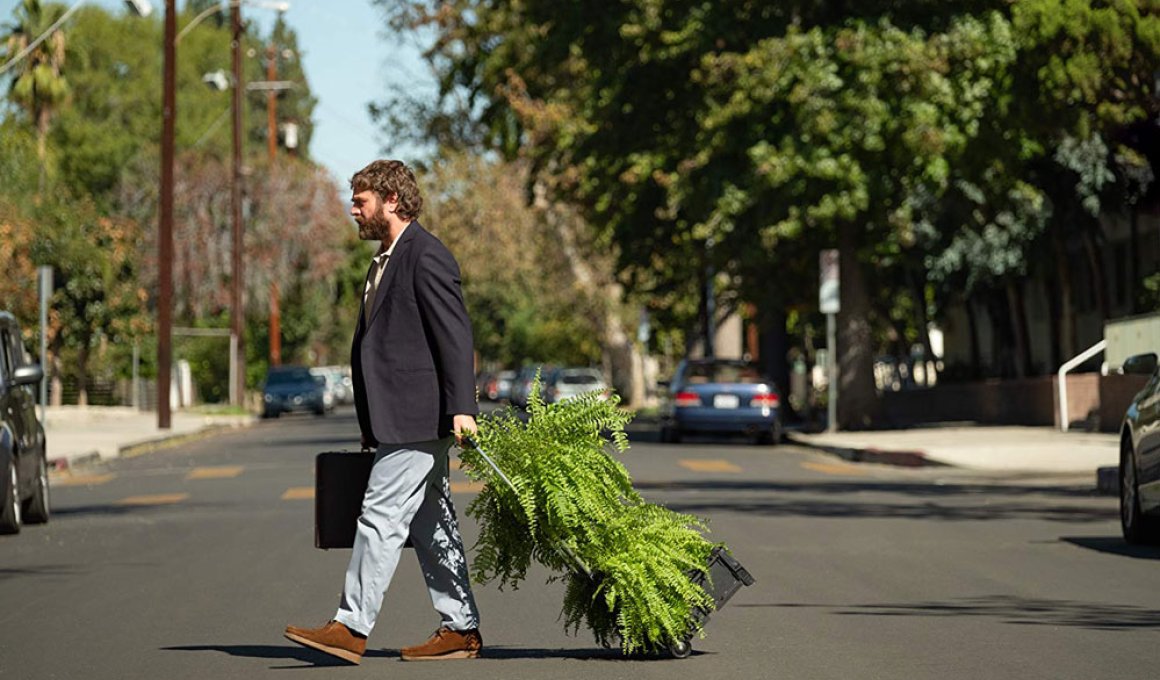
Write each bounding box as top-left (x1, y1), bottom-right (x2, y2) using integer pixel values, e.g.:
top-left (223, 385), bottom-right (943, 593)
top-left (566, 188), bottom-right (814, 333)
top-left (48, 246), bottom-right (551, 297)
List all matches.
top-left (176, 0), bottom-right (289, 44)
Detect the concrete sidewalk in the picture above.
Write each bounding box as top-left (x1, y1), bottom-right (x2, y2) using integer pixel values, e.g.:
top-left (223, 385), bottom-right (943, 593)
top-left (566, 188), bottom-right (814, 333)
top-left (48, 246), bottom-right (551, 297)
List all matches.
top-left (43, 406), bottom-right (256, 468)
top-left (791, 425), bottom-right (1120, 475)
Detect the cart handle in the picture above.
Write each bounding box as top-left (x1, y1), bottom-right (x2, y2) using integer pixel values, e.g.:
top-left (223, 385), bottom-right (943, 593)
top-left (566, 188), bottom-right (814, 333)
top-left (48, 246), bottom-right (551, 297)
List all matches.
top-left (460, 435), bottom-right (594, 579)
top-left (461, 435), bottom-right (518, 495)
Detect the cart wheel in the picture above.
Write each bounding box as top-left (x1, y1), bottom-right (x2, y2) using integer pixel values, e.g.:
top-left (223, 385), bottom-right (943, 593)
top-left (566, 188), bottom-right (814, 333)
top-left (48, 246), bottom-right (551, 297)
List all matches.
top-left (668, 639), bottom-right (692, 659)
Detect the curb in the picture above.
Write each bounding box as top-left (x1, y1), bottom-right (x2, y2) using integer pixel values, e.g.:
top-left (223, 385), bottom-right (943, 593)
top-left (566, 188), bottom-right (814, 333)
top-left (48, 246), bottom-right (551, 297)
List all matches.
top-left (788, 435), bottom-right (946, 468)
top-left (117, 423), bottom-right (240, 459)
top-left (48, 418), bottom-right (256, 470)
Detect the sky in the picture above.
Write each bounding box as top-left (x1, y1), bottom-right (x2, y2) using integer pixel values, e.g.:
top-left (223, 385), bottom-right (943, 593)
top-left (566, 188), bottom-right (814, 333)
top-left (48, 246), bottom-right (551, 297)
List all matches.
top-left (0, 0), bottom-right (433, 186)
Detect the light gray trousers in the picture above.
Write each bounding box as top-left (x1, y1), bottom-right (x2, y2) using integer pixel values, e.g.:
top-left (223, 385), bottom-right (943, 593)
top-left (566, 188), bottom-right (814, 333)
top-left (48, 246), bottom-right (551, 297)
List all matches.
top-left (334, 438), bottom-right (480, 636)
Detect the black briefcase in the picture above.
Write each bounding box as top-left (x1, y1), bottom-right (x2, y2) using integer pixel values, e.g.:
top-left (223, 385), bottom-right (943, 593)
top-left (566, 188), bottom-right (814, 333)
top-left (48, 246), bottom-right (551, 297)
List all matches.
top-left (314, 450), bottom-right (374, 549)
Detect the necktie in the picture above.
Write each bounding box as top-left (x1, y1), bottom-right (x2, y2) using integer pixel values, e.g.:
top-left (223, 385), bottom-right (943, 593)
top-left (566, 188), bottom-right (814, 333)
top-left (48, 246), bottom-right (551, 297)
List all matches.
top-left (363, 255), bottom-right (387, 324)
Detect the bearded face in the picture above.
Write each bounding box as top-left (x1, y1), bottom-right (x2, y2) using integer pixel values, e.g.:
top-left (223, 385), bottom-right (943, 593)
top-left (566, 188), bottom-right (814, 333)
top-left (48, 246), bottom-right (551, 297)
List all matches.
top-left (351, 190), bottom-right (391, 241)
top-left (357, 205), bottom-right (390, 241)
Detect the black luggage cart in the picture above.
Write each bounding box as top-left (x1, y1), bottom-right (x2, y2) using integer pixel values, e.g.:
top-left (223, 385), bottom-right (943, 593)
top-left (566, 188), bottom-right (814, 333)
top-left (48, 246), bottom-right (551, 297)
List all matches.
top-left (467, 438), bottom-right (756, 659)
top-left (668, 546), bottom-right (756, 658)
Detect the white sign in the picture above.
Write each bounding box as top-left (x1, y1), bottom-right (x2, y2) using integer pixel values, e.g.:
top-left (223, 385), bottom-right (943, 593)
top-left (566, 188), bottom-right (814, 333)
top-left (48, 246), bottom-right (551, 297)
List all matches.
top-left (819, 249), bottom-right (840, 314)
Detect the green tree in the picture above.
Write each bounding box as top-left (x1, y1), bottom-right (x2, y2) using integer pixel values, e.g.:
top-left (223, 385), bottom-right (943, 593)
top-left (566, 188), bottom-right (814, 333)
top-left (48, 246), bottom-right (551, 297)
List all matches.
top-left (1, 0), bottom-right (70, 190)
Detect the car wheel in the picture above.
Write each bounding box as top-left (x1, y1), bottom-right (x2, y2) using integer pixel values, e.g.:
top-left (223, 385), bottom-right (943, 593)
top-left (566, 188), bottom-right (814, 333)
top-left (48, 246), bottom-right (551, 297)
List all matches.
top-left (22, 453), bottom-right (49, 524)
top-left (757, 424), bottom-right (781, 446)
top-left (1121, 438), bottom-right (1160, 545)
top-left (0, 456), bottom-right (22, 534)
top-left (661, 426), bottom-right (682, 444)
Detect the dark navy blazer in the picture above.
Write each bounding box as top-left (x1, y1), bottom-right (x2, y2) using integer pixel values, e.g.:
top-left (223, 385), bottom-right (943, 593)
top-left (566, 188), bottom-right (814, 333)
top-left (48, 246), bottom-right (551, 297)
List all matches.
top-left (351, 221), bottom-right (478, 445)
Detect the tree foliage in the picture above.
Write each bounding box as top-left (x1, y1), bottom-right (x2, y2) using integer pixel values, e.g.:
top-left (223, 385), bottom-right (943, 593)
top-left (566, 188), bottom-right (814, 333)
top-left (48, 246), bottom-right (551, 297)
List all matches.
top-left (376, 0), bottom-right (1160, 412)
top-left (0, 2), bottom-right (356, 403)
top-left (420, 152), bottom-right (605, 366)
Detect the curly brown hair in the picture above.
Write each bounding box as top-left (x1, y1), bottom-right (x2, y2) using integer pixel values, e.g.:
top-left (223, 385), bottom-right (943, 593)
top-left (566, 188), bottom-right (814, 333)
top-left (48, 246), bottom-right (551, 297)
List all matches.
top-left (350, 160), bottom-right (424, 221)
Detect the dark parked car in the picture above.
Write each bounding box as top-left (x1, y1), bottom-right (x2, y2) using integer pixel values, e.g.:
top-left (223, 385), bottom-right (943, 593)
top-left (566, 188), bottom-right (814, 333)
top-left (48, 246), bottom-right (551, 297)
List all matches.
top-left (262, 366), bottom-right (327, 418)
top-left (660, 358), bottom-right (781, 445)
top-left (492, 370), bottom-right (516, 402)
top-left (0, 312), bottom-right (49, 534)
top-left (510, 365), bottom-right (552, 409)
top-left (1119, 352), bottom-right (1160, 543)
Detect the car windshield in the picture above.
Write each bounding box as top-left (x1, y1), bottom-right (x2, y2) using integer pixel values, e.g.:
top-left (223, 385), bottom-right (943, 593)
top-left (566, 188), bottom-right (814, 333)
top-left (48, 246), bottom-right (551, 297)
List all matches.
top-left (561, 373), bottom-right (601, 385)
top-left (684, 362), bottom-right (765, 385)
top-left (267, 368), bottom-right (313, 385)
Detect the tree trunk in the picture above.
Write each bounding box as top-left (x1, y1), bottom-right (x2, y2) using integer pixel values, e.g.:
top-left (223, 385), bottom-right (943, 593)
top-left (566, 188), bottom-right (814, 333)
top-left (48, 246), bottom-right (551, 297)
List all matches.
top-left (836, 222), bottom-right (879, 429)
top-left (1082, 227), bottom-right (1110, 323)
top-left (1045, 273), bottom-right (1062, 372)
top-left (1005, 279), bottom-right (1031, 378)
top-left (1053, 231), bottom-right (1077, 362)
top-left (36, 107), bottom-right (49, 194)
top-left (909, 266), bottom-right (937, 386)
top-left (77, 343), bottom-right (89, 407)
top-left (757, 305), bottom-right (791, 415)
top-left (965, 297), bottom-right (982, 380)
top-left (1130, 206), bottom-right (1141, 314)
top-left (50, 351), bottom-right (63, 407)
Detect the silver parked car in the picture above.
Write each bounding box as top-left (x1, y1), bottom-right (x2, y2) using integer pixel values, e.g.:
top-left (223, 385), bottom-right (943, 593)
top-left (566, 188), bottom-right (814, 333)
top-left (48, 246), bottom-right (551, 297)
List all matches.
top-left (542, 368), bottom-right (609, 404)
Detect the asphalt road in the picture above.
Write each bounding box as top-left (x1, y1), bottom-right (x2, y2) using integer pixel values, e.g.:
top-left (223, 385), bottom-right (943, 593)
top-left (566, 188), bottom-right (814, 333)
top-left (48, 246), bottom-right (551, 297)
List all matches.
top-left (3, 406), bottom-right (1159, 679)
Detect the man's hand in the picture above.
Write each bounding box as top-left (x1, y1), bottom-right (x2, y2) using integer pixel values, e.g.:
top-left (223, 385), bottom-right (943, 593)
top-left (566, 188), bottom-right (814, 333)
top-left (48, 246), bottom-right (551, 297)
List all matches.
top-left (452, 414), bottom-right (478, 448)
top-left (361, 433), bottom-right (376, 452)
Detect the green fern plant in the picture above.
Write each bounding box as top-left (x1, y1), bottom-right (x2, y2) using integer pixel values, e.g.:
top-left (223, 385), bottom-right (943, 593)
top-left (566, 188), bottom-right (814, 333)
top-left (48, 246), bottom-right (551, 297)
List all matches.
top-left (459, 376), bottom-right (718, 654)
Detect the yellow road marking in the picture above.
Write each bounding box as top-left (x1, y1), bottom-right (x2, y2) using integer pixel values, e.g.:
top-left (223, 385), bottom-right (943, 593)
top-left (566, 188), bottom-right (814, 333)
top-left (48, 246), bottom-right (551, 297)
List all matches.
top-left (801, 461), bottom-right (870, 476)
top-left (282, 487), bottom-right (315, 500)
top-left (679, 459), bottom-right (742, 473)
top-left (116, 493), bottom-right (189, 506)
top-left (450, 481), bottom-right (485, 494)
top-left (51, 473), bottom-right (115, 487)
top-left (185, 466), bottom-right (244, 480)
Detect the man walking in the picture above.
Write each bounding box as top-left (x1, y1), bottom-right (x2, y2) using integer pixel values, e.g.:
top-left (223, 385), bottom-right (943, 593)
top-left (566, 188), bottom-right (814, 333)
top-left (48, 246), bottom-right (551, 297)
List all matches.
top-left (285, 160), bottom-right (482, 663)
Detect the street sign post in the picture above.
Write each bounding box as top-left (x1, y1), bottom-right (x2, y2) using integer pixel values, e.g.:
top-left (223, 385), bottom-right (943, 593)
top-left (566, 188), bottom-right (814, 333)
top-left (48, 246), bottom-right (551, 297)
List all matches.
top-left (820, 250), bottom-right (840, 432)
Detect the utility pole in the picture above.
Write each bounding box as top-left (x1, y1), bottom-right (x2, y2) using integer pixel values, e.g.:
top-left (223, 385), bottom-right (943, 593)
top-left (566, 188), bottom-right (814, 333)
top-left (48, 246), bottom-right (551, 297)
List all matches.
top-left (230, 3), bottom-right (246, 405)
top-left (266, 43), bottom-right (281, 367)
top-left (158, 0), bottom-right (176, 429)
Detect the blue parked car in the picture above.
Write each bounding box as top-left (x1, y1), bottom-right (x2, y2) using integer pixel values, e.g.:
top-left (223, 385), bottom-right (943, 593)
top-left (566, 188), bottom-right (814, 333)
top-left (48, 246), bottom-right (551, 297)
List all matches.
top-left (262, 366), bottom-right (327, 418)
top-left (660, 359), bottom-right (782, 445)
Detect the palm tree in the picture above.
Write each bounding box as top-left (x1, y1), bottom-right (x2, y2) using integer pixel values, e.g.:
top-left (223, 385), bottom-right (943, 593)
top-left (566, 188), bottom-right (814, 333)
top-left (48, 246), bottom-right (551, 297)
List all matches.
top-left (1, 0), bottom-right (70, 191)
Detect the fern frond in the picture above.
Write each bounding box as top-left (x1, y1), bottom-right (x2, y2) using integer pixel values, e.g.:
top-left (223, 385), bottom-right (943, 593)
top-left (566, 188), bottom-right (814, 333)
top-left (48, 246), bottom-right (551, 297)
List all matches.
top-left (459, 378), bottom-right (722, 654)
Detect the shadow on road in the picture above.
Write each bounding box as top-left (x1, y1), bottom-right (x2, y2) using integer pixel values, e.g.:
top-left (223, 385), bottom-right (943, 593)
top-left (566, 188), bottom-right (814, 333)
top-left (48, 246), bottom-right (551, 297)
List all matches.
top-left (1060, 536), bottom-right (1160, 560)
top-left (635, 479), bottom-right (1114, 523)
top-left (0, 564), bottom-right (84, 580)
top-left (741, 595), bottom-right (1160, 631)
top-left (162, 643), bottom-right (688, 665)
top-left (52, 501), bottom-right (218, 519)
top-left (162, 644), bottom-right (362, 668)
top-left (263, 436), bottom-right (363, 449)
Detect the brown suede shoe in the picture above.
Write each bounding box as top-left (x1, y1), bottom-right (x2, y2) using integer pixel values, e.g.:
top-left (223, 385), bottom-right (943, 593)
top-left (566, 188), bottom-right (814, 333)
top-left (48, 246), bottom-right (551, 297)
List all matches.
top-left (400, 627), bottom-right (482, 661)
top-left (284, 620), bottom-right (367, 665)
